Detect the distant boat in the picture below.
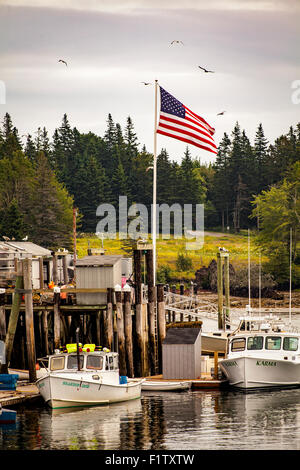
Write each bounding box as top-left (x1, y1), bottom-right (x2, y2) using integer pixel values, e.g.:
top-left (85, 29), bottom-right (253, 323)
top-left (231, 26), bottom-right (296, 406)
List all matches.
top-left (142, 380), bottom-right (191, 392)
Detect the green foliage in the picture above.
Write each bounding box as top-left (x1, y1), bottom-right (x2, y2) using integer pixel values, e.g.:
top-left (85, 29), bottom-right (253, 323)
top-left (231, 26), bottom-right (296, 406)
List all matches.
top-left (176, 250), bottom-right (193, 272)
top-left (156, 264), bottom-right (174, 284)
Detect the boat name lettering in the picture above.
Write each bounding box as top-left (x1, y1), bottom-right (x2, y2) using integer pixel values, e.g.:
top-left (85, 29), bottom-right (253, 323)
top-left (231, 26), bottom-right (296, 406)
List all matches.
top-left (62, 381), bottom-right (90, 388)
top-left (256, 360), bottom-right (277, 367)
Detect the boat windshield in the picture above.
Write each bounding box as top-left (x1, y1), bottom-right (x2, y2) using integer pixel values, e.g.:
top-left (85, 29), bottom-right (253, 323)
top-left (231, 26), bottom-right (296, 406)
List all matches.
top-left (265, 337), bottom-right (281, 350)
top-left (283, 337), bottom-right (299, 351)
top-left (247, 336), bottom-right (263, 350)
top-left (50, 356), bottom-right (65, 371)
top-left (67, 354), bottom-right (84, 369)
top-left (231, 338), bottom-right (246, 352)
top-left (86, 355), bottom-right (104, 370)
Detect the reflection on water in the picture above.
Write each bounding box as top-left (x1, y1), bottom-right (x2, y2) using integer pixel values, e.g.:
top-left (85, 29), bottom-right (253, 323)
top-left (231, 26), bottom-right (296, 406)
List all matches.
top-left (2, 388), bottom-right (300, 450)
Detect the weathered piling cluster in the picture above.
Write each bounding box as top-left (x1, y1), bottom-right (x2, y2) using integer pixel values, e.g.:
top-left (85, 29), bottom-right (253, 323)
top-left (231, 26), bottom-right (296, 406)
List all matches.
top-left (0, 246), bottom-right (168, 381)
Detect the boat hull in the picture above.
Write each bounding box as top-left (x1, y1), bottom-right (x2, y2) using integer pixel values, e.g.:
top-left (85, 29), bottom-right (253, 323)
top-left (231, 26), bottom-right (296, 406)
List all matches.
top-left (219, 356), bottom-right (300, 390)
top-left (142, 381), bottom-right (191, 391)
top-left (37, 374), bottom-right (143, 409)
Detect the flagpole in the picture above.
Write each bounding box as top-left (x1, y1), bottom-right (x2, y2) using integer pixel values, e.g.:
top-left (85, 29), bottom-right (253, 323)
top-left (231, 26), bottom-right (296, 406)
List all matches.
top-left (153, 79), bottom-right (158, 286)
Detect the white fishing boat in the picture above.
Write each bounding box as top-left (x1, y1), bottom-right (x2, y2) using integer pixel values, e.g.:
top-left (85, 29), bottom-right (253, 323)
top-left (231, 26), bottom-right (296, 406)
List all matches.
top-left (219, 315), bottom-right (300, 390)
top-left (36, 342), bottom-right (144, 409)
top-left (142, 380), bottom-right (191, 392)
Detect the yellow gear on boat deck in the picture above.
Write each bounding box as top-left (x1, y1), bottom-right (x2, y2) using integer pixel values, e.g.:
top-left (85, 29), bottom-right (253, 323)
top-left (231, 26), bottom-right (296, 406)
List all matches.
top-left (82, 344), bottom-right (96, 352)
top-left (65, 343), bottom-right (82, 353)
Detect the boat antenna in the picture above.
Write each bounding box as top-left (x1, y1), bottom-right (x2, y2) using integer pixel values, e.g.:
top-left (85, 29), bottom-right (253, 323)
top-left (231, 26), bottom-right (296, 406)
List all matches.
top-left (259, 250), bottom-right (262, 317)
top-left (75, 327), bottom-right (81, 371)
top-left (289, 227), bottom-right (292, 326)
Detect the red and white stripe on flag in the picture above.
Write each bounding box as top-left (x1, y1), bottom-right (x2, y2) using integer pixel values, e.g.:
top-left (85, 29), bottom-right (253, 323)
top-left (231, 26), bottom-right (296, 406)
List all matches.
top-left (156, 86), bottom-right (217, 155)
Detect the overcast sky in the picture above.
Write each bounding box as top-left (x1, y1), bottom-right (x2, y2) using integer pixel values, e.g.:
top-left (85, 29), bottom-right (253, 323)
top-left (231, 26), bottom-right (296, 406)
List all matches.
top-left (0, 0), bottom-right (299, 163)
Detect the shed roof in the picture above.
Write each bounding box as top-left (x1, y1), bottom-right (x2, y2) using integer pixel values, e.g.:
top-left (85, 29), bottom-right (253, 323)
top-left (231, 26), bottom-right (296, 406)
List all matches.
top-left (0, 241), bottom-right (51, 257)
top-left (76, 255), bottom-right (123, 267)
top-left (163, 327), bottom-right (201, 345)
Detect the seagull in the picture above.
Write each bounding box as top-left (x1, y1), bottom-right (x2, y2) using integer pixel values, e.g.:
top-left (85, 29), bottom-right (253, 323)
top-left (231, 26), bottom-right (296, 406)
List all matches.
top-left (198, 66), bottom-right (214, 73)
top-left (2, 236), bottom-right (10, 241)
top-left (22, 235), bottom-right (28, 241)
top-left (171, 40), bottom-right (184, 45)
top-left (58, 59), bottom-right (68, 67)
top-left (217, 111), bottom-right (226, 116)
top-left (141, 82), bottom-right (152, 86)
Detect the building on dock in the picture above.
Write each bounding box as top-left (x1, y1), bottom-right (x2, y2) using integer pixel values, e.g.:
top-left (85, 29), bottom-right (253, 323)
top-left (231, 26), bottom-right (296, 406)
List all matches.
top-left (76, 255), bottom-right (133, 305)
top-left (162, 326), bottom-right (202, 380)
top-left (0, 241), bottom-right (73, 288)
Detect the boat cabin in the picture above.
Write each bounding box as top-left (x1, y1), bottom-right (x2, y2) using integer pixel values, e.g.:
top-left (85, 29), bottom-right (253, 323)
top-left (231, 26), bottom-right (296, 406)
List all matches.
top-left (228, 334), bottom-right (300, 355)
top-left (44, 351), bottom-right (119, 373)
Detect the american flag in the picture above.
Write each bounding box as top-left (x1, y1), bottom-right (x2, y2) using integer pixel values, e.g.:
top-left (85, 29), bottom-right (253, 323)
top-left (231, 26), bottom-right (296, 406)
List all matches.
top-left (156, 86), bottom-right (217, 155)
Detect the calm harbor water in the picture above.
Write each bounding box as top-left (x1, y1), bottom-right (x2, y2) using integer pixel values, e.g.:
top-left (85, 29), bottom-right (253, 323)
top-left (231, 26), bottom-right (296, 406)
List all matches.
top-left (2, 387), bottom-right (300, 451)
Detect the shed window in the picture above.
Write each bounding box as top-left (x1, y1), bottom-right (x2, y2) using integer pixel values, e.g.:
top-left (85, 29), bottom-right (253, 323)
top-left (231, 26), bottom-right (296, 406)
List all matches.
top-left (265, 337), bottom-right (281, 350)
top-left (50, 356), bottom-right (65, 371)
top-left (247, 336), bottom-right (263, 350)
top-left (231, 338), bottom-right (246, 352)
top-left (86, 355), bottom-right (104, 370)
top-left (67, 354), bottom-right (84, 369)
top-left (283, 337), bottom-right (299, 351)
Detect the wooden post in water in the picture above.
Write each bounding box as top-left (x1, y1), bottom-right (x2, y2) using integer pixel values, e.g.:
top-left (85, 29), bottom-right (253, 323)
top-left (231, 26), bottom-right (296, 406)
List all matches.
top-left (0, 305), bottom-right (5, 340)
top-left (42, 311), bottom-right (49, 355)
top-left (23, 258), bottom-right (36, 382)
top-left (52, 253), bottom-right (58, 285)
top-left (224, 253), bottom-right (230, 329)
top-left (39, 257), bottom-right (44, 289)
top-left (0, 260), bottom-right (23, 373)
top-left (104, 288), bottom-right (113, 351)
top-left (214, 351), bottom-right (219, 379)
top-left (53, 287), bottom-right (61, 351)
top-left (124, 287), bottom-right (134, 377)
top-left (157, 283), bottom-right (166, 374)
top-left (133, 249), bottom-right (143, 377)
top-left (217, 252), bottom-right (223, 330)
top-left (115, 287), bottom-right (126, 376)
top-left (62, 254), bottom-right (68, 285)
top-left (146, 248), bottom-right (157, 375)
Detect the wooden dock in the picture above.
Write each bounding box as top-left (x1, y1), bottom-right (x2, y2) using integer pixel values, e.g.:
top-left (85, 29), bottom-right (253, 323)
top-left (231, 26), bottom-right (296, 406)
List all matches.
top-left (0, 382), bottom-right (41, 408)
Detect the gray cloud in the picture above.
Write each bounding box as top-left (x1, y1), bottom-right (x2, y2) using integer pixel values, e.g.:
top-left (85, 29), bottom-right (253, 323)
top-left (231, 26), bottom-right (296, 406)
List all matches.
top-left (0, 2), bottom-right (299, 162)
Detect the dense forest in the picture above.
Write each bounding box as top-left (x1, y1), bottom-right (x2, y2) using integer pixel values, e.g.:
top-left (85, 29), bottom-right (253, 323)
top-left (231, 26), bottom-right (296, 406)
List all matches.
top-left (0, 112), bottom-right (299, 285)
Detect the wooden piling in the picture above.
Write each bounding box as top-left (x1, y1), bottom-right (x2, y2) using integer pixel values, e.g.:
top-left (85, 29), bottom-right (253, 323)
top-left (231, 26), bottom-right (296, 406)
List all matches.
top-left (103, 288), bottom-right (113, 351)
top-left (224, 254), bottom-right (230, 328)
top-left (42, 311), bottom-right (49, 355)
top-left (53, 290), bottom-right (61, 351)
top-left (146, 249), bottom-right (157, 375)
top-left (0, 260), bottom-right (23, 374)
top-left (115, 289), bottom-right (126, 376)
top-left (52, 254), bottom-right (58, 284)
top-left (217, 253), bottom-right (223, 329)
top-left (62, 255), bottom-right (68, 285)
top-left (133, 249), bottom-right (143, 377)
top-left (23, 258), bottom-right (36, 382)
top-left (157, 283), bottom-right (166, 375)
top-left (124, 289), bottom-right (134, 378)
top-left (39, 257), bottom-right (44, 289)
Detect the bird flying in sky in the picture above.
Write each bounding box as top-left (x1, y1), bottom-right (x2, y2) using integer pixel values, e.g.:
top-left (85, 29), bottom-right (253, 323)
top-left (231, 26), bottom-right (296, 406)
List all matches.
top-left (217, 111), bottom-right (226, 116)
top-left (141, 82), bottom-right (152, 85)
top-left (171, 40), bottom-right (184, 45)
top-left (58, 59), bottom-right (68, 66)
top-left (198, 66), bottom-right (214, 73)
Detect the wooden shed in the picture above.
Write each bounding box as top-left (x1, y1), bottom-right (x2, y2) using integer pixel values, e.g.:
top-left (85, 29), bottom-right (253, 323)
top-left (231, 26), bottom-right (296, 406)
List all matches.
top-left (76, 255), bottom-right (123, 305)
top-left (162, 326), bottom-right (202, 380)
